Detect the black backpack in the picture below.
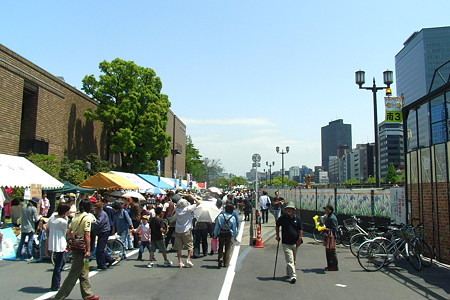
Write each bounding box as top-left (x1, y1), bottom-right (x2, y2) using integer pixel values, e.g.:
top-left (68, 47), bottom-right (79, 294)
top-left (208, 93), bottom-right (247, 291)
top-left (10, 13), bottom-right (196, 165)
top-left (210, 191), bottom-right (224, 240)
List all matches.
top-left (219, 214), bottom-right (233, 238)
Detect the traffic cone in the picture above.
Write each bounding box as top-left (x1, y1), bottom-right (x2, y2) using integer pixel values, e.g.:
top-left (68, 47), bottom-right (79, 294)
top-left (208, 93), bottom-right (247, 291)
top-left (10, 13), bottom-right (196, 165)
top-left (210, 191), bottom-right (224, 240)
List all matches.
top-left (253, 224), bottom-right (264, 248)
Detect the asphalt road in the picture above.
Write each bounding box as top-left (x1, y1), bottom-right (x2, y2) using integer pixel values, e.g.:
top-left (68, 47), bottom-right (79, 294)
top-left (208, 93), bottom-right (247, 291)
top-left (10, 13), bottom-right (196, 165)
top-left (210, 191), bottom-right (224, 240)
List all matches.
top-left (1, 215), bottom-right (449, 300)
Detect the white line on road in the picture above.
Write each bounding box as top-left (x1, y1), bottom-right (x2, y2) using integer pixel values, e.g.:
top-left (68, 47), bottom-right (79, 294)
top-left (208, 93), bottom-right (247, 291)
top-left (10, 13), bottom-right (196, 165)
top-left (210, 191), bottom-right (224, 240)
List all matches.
top-left (34, 249), bottom-right (139, 300)
top-left (218, 220), bottom-right (246, 300)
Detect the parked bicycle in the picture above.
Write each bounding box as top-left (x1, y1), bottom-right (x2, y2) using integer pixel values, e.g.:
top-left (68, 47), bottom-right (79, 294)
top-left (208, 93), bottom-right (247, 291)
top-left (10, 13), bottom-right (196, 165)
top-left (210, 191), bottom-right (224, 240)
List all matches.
top-left (312, 215), bottom-right (343, 245)
top-left (409, 222), bottom-right (434, 267)
top-left (357, 224), bottom-right (421, 272)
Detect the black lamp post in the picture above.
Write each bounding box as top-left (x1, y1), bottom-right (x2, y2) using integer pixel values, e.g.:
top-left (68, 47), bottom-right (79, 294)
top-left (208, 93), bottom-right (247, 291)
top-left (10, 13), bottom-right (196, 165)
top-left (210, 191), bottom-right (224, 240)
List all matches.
top-left (276, 146), bottom-right (289, 188)
top-left (266, 161), bottom-right (275, 185)
top-left (355, 70), bottom-right (393, 188)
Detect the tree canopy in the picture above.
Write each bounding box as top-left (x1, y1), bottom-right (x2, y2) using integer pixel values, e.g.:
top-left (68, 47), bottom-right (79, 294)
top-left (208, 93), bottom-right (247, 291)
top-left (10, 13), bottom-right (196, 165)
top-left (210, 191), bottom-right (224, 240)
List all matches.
top-left (82, 58), bottom-right (171, 173)
top-left (185, 136), bottom-right (206, 182)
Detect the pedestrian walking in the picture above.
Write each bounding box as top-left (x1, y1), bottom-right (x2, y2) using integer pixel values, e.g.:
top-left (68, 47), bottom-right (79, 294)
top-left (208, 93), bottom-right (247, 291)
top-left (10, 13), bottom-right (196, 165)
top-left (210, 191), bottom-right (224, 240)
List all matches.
top-left (53, 199), bottom-right (100, 300)
top-left (173, 195), bottom-right (201, 268)
top-left (135, 215), bottom-right (151, 261)
top-left (91, 202), bottom-right (115, 270)
top-left (16, 197), bottom-right (39, 261)
top-left (275, 202), bottom-right (303, 284)
top-left (271, 191), bottom-right (284, 221)
top-left (47, 202), bottom-right (71, 291)
top-left (148, 207), bottom-right (172, 268)
top-left (259, 191), bottom-right (271, 224)
top-left (323, 204), bottom-right (338, 271)
top-left (112, 201), bottom-right (133, 252)
top-left (213, 204), bottom-right (238, 268)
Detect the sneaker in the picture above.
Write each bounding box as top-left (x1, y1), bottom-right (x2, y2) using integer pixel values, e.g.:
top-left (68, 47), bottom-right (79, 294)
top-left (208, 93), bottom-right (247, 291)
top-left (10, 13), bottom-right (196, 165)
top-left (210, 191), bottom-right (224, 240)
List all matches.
top-left (163, 260), bottom-right (173, 267)
top-left (26, 258), bottom-right (36, 262)
top-left (185, 260), bottom-right (194, 268)
top-left (178, 262), bottom-right (185, 268)
top-left (290, 277), bottom-right (297, 284)
top-left (147, 262), bottom-right (154, 268)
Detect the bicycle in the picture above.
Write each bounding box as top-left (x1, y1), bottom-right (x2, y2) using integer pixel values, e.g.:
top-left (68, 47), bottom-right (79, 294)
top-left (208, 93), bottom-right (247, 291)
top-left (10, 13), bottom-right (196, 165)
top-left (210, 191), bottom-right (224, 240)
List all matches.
top-left (357, 224), bottom-right (421, 272)
top-left (106, 234), bottom-right (126, 261)
top-left (312, 215), bottom-right (343, 245)
top-left (410, 222), bottom-right (434, 267)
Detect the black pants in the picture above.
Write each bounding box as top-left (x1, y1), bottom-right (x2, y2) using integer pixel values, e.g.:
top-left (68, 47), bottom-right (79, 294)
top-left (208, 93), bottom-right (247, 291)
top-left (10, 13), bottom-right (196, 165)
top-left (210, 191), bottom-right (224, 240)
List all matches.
top-left (165, 226), bottom-right (175, 248)
top-left (261, 209), bottom-right (269, 223)
top-left (325, 249), bottom-right (338, 269)
top-left (193, 228), bottom-right (209, 256)
top-left (51, 251), bottom-right (65, 290)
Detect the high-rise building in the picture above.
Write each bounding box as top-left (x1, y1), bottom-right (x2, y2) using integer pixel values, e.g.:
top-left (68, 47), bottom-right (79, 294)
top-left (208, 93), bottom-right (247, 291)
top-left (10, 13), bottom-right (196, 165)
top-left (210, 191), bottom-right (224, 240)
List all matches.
top-left (379, 121), bottom-right (404, 179)
top-left (396, 26), bottom-right (450, 106)
top-left (288, 166), bottom-right (301, 182)
top-left (321, 119), bottom-right (352, 171)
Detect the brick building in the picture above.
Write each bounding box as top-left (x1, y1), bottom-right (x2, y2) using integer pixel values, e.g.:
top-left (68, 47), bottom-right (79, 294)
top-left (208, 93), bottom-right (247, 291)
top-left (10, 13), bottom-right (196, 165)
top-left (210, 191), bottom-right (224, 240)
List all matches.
top-left (0, 43), bottom-right (105, 160)
top-left (0, 44), bottom-right (186, 177)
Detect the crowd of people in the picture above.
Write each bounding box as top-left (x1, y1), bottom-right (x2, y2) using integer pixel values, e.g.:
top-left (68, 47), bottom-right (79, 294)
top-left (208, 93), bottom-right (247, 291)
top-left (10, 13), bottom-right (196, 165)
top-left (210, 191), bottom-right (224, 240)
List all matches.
top-left (0, 187), bottom-right (338, 297)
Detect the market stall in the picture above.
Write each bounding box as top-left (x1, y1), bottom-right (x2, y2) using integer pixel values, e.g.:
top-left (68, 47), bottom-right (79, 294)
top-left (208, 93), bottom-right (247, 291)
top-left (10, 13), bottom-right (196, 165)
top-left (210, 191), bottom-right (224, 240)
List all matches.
top-left (78, 172), bottom-right (138, 190)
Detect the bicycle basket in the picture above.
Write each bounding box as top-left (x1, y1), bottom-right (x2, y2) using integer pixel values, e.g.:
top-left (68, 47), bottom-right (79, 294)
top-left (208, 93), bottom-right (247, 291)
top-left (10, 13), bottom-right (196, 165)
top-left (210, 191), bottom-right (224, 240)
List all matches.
top-left (400, 227), bottom-right (415, 241)
top-left (343, 218), bottom-right (356, 230)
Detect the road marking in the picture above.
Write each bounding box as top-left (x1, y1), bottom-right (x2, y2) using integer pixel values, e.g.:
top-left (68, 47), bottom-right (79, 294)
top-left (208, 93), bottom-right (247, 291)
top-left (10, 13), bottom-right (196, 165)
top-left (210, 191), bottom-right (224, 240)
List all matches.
top-left (336, 284), bottom-right (347, 288)
top-left (218, 220), bottom-right (246, 300)
top-left (34, 249), bottom-right (139, 300)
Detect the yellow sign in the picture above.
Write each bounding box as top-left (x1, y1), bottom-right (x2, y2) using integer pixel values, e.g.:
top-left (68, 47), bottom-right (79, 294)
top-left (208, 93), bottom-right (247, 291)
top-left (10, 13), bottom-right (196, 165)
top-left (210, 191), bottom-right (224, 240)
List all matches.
top-left (30, 184), bottom-right (42, 199)
top-left (385, 96), bottom-right (403, 123)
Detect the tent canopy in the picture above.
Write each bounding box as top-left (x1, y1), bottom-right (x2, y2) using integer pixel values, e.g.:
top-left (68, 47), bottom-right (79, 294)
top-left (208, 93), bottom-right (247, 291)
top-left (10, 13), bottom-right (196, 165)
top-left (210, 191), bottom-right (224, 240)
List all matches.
top-left (137, 174), bottom-right (173, 189)
top-left (79, 172), bottom-right (138, 190)
top-left (43, 181), bottom-right (95, 194)
top-left (109, 171), bottom-right (155, 193)
top-left (0, 153), bottom-right (63, 189)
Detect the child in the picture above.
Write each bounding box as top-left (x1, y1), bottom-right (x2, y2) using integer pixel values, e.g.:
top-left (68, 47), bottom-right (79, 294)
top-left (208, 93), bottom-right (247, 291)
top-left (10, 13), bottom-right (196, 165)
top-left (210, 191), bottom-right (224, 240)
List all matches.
top-left (148, 207), bottom-right (172, 268)
top-left (135, 215), bottom-right (151, 261)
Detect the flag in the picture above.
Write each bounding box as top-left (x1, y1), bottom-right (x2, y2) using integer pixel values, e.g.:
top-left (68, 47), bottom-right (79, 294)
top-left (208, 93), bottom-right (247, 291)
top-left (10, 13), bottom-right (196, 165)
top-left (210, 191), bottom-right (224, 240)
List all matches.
top-left (157, 160), bottom-right (161, 182)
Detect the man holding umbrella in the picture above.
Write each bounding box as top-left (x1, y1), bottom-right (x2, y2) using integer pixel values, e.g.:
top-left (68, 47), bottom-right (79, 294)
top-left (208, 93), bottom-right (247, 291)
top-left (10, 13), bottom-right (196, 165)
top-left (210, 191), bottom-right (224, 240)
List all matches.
top-left (275, 202), bottom-right (303, 284)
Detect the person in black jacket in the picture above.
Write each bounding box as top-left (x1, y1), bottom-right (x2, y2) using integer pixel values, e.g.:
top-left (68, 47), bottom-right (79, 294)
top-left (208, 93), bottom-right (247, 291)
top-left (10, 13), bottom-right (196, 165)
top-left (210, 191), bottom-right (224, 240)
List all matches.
top-left (323, 204), bottom-right (338, 271)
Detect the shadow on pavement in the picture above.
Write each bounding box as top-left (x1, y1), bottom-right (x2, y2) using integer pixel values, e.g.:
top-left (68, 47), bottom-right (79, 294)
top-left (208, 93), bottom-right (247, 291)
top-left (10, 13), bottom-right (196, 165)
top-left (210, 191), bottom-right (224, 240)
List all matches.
top-left (256, 276), bottom-right (282, 281)
top-left (301, 268), bottom-right (326, 274)
top-left (18, 286), bottom-right (50, 294)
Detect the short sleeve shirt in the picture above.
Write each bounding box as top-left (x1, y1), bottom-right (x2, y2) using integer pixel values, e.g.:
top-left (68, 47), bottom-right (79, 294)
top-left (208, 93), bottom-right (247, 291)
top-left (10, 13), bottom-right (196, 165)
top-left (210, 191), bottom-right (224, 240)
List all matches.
top-left (149, 217), bottom-right (164, 241)
top-left (276, 213), bottom-right (303, 245)
top-left (70, 212), bottom-right (94, 236)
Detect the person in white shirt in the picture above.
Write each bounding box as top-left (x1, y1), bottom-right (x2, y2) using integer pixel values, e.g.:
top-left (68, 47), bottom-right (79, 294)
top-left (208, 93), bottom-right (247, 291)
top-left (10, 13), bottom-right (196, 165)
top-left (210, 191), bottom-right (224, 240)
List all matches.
top-left (47, 202), bottom-right (71, 291)
top-left (173, 195), bottom-right (201, 268)
top-left (259, 191), bottom-right (271, 224)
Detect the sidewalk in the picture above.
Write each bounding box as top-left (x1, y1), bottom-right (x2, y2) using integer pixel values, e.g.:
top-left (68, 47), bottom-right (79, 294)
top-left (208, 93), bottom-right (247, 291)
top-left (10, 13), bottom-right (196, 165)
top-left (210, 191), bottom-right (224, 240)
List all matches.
top-left (231, 214), bottom-right (450, 300)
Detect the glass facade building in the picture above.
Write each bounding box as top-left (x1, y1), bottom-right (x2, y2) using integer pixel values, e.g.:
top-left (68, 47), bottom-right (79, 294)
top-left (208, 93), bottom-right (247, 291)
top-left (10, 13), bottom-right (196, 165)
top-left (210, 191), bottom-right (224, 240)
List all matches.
top-left (397, 26), bottom-right (450, 264)
top-left (321, 119), bottom-right (352, 172)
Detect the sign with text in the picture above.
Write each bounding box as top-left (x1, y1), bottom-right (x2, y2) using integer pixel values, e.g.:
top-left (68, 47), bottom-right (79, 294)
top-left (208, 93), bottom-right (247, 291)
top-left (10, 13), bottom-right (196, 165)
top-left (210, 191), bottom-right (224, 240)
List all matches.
top-left (385, 96), bottom-right (403, 123)
top-left (390, 187), bottom-right (406, 224)
top-left (30, 184), bottom-right (42, 199)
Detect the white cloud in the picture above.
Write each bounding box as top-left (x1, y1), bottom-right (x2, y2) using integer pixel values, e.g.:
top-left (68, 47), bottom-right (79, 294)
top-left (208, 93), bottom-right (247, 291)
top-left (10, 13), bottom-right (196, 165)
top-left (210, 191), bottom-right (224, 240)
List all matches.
top-left (182, 117), bottom-right (276, 127)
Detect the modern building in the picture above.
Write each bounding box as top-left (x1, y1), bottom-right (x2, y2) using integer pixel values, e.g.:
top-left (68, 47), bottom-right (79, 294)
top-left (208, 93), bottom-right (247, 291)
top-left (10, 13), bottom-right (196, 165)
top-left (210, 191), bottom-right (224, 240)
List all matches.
top-left (0, 43), bottom-right (186, 177)
top-left (397, 26), bottom-right (450, 264)
top-left (396, 26), bottom-right (450, 106)
top-left (379, 121), bottom-right (404, 179)
top-left (288, 166), bottom-right (301, 182)
top-left (321, 119), bottom-right (352, 171)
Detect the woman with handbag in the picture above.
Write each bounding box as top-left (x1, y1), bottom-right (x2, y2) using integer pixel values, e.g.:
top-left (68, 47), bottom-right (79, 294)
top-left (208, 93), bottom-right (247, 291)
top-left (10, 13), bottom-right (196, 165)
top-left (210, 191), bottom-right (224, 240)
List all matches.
top-left (323, 204), bottom-right (338, 271)
top-left (54, 199), bottom-right (100, 300)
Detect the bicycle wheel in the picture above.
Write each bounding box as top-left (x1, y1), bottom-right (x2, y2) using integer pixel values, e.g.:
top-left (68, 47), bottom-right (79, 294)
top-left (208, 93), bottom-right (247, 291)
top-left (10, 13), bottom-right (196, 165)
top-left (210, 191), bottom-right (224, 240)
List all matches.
top-left (312, 229), bottom-right (322, 242)
top-left (106, 239), bottom-right (125, 261)
top-left (416, 240), bottom-right (433, 267)
top-left (334, 227), bottom-right (342, 245)
top-left (340, 229), bottom-right (352, 247)
top-left (350, 233), bottom-right (368, 257)
top-left (406, 242), bottom-right (422, 271)
top-left (357, 240), bottom-right (386, 271)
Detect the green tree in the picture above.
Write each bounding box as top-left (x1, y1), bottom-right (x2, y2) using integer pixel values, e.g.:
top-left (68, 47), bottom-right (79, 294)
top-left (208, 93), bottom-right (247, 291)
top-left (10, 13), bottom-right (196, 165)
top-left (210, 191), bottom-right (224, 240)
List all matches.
top-left (82, 58), bottom-right (171, 173)
top-left (365, 176), bottom-right (376, 184)
top-left (230, 176), bottom-right (248, 187)
top-left (211, 177), bottom-right (230, 189)
top-left (60, 158), bottom-right (89, 185)
top-left (269, 176), bottom-right (298, 187)
top-left (27, 153), bottom-right (61, 179)
top-left (185, 136), bottom-right (206, 182)
top-left (385, 163), bottom-right (399, 183)
top-left (204, 158), bottom-right (223, 184)
top-left (343, 178), bottom-right (360, 185)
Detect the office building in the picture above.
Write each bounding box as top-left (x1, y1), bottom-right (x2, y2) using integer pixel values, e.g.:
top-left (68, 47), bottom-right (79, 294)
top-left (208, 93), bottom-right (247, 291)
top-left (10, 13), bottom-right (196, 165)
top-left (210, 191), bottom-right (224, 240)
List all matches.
top-left (379, 121), bottom-right (404, 179)
top-left (321, 119), bottom-right (352, 171)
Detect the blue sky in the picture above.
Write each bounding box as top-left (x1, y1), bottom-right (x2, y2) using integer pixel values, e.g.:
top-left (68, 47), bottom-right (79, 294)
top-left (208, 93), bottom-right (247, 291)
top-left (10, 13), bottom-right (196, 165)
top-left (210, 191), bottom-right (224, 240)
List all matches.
top-left (2, 1), bottom-right (449, 177)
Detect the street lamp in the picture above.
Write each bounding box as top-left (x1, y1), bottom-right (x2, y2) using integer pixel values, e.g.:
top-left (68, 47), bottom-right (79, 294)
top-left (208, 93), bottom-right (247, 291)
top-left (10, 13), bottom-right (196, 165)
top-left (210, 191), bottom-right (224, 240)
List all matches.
top-left (355, 69), bottom-right (393, 188)
top-left (276, 146), bottom-right (289, 188)
top-left (266, 161), bottom-right (275, 186)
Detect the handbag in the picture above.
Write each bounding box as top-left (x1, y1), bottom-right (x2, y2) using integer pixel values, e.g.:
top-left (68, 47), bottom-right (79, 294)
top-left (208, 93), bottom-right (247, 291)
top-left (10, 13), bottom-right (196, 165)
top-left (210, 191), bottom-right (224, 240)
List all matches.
top-left (324, 229), bottom-right (335, 250)
top-left (67, 215), bottom-right (87, 253)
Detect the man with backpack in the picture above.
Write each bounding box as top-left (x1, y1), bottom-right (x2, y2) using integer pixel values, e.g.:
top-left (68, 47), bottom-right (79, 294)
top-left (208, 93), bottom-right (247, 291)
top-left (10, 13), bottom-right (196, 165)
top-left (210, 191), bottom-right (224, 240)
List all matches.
top-left (213, 204), bottom-right (238, 268)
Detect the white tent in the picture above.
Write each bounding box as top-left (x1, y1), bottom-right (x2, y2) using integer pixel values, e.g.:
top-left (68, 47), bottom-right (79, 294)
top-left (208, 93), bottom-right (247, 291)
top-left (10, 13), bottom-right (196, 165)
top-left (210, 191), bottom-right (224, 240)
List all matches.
top-left (109, 171), bottom-right (155, 193)
top-left (0, 153), bottom-right (64, 189)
